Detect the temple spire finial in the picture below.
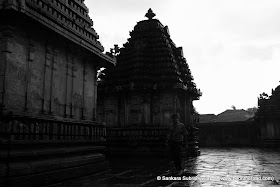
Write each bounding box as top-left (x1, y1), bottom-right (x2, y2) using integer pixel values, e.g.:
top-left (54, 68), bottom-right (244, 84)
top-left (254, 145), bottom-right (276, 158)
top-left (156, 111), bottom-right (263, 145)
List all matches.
top-left (145, 8), bottom-right (156, 20)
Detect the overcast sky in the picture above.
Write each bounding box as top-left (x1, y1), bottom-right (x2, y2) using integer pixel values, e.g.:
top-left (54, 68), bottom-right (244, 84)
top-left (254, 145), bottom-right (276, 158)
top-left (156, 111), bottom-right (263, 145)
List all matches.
top-left (85, 0), bottom-right (280, 115)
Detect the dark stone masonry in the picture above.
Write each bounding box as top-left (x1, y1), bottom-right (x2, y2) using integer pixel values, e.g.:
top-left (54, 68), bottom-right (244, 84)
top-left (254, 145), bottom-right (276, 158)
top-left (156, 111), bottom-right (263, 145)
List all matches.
top-left (0, 0), bottom-right (114, 186)
top-left (256, 85), bottom-right (280, 147)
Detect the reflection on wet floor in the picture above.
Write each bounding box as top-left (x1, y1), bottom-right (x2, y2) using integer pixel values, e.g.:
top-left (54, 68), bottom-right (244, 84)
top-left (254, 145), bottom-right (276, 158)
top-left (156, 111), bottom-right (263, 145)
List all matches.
top-left (91, 148), bottom-right (280, 187)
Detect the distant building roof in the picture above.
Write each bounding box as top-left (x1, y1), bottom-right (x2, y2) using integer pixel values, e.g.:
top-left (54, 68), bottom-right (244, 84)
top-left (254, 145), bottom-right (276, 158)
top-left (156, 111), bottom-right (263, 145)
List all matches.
top-left (216, 109), bottom-right (253, 122)
top-left (199, 114), bottom-right (217, 123)
top-left (199, 109), bottom-right (255, 123)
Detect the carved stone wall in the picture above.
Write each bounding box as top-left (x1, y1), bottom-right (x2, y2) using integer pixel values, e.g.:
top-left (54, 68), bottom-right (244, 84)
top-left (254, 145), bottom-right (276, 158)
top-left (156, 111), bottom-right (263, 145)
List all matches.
top-left (97, 90), bottom-right (193, 127)
top-left (0, 0), bottom-right (116, 62)
top-left (0, 23), bottom-right (99, 120)
top-left (0, 1), bottom-right (115, 185)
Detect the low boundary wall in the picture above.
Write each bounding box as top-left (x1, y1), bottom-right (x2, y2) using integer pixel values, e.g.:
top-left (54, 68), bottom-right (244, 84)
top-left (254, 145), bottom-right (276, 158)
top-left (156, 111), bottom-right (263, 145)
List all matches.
top-left (197, 121), bottom-right (259, 147)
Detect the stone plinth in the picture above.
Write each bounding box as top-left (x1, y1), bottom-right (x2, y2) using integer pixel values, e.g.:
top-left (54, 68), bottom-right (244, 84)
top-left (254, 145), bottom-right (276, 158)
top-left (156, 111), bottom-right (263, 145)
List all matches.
top-left (0, 114), bottom-right (108, 186)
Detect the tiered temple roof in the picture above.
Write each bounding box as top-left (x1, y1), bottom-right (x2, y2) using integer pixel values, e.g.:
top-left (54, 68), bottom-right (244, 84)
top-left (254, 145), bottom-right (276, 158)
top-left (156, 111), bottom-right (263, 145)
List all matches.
top-left (0, 0), bottom-right (115, 65)
top-left (99, 9), bottom-right (201, 99)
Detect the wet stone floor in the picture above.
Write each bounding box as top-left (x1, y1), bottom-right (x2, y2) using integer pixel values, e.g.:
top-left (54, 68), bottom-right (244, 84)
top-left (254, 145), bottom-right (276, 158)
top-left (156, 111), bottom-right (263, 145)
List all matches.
top-left (92, 148), bottom-right (280, 187)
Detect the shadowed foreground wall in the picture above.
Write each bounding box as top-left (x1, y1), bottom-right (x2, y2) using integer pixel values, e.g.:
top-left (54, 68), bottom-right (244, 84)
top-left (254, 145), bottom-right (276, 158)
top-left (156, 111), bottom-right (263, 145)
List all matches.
top-left (0, 0), bottom-right (115, 186)
top-left (0, 19), bottom-right (99, 120)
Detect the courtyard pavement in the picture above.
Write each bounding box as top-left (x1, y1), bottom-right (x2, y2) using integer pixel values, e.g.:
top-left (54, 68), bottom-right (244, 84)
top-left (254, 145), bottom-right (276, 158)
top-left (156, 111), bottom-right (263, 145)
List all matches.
top-left (92, 148), bottom-right (280, 187)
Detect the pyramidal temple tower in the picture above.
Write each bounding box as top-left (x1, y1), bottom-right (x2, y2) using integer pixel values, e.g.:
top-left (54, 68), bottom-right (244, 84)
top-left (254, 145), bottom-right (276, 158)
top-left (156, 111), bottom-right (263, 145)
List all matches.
top-left (98, 9), bottom-right (202, 127)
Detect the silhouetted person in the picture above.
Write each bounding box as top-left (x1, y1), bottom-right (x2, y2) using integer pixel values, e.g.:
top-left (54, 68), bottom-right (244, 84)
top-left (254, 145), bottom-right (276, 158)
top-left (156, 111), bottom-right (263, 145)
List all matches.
top-left (166, 114), bottom-right (188, 175)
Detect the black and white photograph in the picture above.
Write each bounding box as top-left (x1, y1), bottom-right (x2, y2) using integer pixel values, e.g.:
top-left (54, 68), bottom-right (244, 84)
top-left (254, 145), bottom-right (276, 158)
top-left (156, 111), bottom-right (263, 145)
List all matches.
top-left (0, 0), bottom-right (279, 186)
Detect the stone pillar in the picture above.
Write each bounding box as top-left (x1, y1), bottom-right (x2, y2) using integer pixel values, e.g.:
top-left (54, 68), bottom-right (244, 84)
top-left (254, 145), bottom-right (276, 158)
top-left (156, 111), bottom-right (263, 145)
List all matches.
top-left (184, 93), bottom-right (187, 125)
top-left (0, 26), bottom-right (14, 111)
top-left (70, 57), bottom-right (76, 118)
top-left (81, 60), bottom-right (87, 120)
top-left (150, 91), bottom-right (154, 124)
top-left (117, 94), bottom-right (121, 127)
top-left (93, 65), bottom-right (97, 120)
top-left (143, 93), bottom-right (150, 125)
top-left (49, 49), bottom-right (58, 115)
top-left (159, 94), bottom-right (163, 126)
top-left (65, 49), bottom-right (73, 118)
top-left (42, 43), bottom-right (52, 114)
top-left (64, 51), bottom-right (69, 117)
top-left (124, 95), bottom-right (130, 126)
top-left (120, 95), bottom-right (125, 127)
top-left (185, 96), bottom-right (192, 126)
top-left (23, 39), bottom-right (33, 111)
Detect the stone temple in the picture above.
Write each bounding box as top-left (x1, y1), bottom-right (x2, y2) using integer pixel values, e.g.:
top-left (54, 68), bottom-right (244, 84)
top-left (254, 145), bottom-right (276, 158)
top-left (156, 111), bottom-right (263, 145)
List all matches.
top-left (98, 9), bottom-right (201, 127)
top-left (256, 84), bottom-right (280, 147)
top-left (97, 9), bottom-right (201, 156)
top-left (0, 0), bottom-right (115, 186)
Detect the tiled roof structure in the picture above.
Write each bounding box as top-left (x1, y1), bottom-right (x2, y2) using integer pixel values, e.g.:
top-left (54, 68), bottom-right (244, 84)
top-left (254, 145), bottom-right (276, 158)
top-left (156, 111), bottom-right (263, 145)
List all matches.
top-left (199, 114), bottom-right (217, 123)
top-left (99, 9), bottom-right (201, 99)
top-left (0, 0), bottom-right (115, 64)
top-left (215, 109), bottom-right (253, 122)
top-left (199, 110), bottom-right (254, 123)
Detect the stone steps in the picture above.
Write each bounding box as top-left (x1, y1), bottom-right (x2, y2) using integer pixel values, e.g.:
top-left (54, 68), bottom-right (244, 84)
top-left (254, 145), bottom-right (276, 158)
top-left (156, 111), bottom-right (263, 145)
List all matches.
top-left (0, 142), bottom-right (109, 187)
top-left (0, 153), bottom-right (106, 177)
top-left (0, 159), bottom-right (109, 187)
top-left (0, 144), bottom-right (107, 158)
top-left (263, 138), bottom-right (280, 147)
